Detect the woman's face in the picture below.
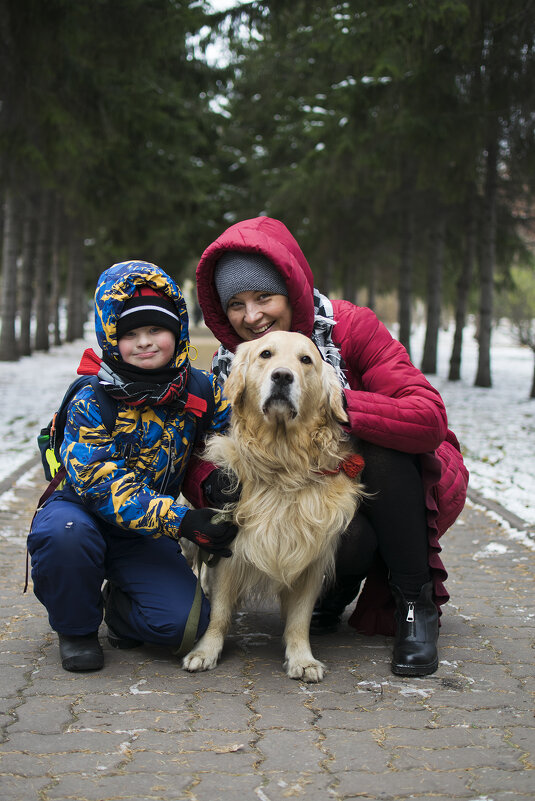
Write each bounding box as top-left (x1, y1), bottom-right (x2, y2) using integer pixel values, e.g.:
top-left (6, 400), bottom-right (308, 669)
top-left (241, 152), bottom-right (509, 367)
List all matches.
top-left (226, 291), bottom-right (292, 341)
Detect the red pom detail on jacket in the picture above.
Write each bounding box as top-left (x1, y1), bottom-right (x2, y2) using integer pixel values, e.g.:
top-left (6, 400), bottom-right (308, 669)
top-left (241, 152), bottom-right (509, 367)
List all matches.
top-left (77, 348), bottom-right (103, 376)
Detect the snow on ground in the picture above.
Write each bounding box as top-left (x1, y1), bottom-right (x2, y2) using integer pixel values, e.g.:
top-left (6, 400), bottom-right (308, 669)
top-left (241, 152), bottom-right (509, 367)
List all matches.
top-left (409, 321), bottom-right (534, 527)
top-left (0, 319), bottom-right (533, 527)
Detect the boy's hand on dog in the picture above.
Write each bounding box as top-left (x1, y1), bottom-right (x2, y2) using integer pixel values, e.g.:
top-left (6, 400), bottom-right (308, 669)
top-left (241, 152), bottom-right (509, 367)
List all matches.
top-left (202, 468), bottom-right (241, 507)
top-left (180, 508), bottom-right (237, 557)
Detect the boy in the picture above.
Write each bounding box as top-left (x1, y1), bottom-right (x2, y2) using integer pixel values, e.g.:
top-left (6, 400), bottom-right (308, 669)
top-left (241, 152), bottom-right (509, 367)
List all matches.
top-left (28, 260), bottom-right (237, 672)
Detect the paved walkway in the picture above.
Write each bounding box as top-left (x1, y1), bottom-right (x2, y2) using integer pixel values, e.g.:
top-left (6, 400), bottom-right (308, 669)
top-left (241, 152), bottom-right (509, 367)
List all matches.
top-left (0, 464), bottom-right (533, 801)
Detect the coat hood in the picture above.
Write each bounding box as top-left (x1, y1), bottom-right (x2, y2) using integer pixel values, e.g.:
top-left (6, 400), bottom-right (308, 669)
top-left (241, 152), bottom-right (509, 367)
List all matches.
top-left (94, 260), bottom-right (189, 366)
top-left (196, 217), bottom-right (315, 351)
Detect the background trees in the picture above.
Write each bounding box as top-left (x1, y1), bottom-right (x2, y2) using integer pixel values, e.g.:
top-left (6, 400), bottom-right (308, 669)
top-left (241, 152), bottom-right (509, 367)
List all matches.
top-left (498, 264), bottom-right (535, 398)
top-left (0, 0), bottom-right (228, 358)
top-left (215, 0), bottom-right (535, 391)
top-left (1, 0), bottom-right (534, 399)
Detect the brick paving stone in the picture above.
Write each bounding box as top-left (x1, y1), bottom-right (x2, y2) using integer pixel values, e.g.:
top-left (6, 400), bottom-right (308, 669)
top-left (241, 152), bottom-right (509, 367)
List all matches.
top-left (8, 694), bottom-right (78, 733)
top-left (255, 729), bottom-right (325, 772)
top-left (469, 766), bottom-right (535, 794)
top-left (70, 691), bottom-right (191, 713)
top-left (44, 772), bottom-right (193, 800)
top-left (182, 773), bottom-right (265, 801)
top-left (433, 707), bottom-right (535, 728)
top-left (258, 771), bottom-right (336, 801)
top-left (0, 470), bottom-right (534, 800)
top-left (334, 769), bottom-right (474, 798)
top-left (479, 796), bottom-right (534, 801)
top-left (126, 727), bottom-right (253, 755)
top-left (384, 726), bottom-right (509, 749)
top-left (126, 745), bottom-right (257, 772)
top-left (0, 750), bottom-right (127, 777)
top-left (320, 730), bottom-right (392, 772)
top-left (241, 692), bottom-right (317, 730)
top-left (425, 687), bottom-right (532, 709)
top-left (1, 775), bottom-right (52, 801)
top-left (66, 708), bottom-right (195, 734)
top-left (189, 692), bottom-right (257, 731)
top-left (3, 730), bottom-right (129, 754)
top-left (392, 744), bottom-right (524, 771)
top-left (318, 708), bottom-right (434, 729)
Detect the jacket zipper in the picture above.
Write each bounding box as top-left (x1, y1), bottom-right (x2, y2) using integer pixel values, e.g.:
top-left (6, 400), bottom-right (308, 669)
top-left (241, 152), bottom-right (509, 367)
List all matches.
top-left (406, 602), bottom-right (415, 622)
top-left (161, 439), bottom-right (175, 494)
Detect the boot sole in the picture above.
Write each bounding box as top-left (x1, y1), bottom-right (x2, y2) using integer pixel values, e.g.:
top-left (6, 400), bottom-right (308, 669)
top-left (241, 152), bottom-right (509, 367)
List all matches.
top-left (391, 657), bottom-right (438, 677)
top-left (62, 654), bottom-right (104, 672)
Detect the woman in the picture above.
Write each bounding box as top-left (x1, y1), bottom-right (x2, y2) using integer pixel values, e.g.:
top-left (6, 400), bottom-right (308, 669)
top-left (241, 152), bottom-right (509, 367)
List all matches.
top-left (188, 216), bottom-right (468, 677)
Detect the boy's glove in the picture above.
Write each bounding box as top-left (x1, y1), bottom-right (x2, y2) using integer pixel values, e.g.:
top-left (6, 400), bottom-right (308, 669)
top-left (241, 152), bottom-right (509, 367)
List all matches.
top-left (180, 508), bottom-right (238, 558)
top-left (202, 468), bottom-right (241, 508)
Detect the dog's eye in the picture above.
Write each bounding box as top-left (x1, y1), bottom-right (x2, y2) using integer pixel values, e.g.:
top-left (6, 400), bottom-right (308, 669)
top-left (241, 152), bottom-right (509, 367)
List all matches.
top-left (259, 350), bottom-right (272, 359)
top-left (300, 355), bottom-right (312, 364)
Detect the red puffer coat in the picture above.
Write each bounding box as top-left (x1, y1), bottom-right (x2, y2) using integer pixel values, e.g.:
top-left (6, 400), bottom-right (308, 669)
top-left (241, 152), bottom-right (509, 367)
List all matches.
top-left (192, 216), bottom-right (469, 635)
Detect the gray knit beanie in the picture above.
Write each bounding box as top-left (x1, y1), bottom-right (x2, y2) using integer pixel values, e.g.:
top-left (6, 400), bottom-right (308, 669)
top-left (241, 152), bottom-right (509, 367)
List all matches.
top-left (214, 251), bottom-right (288, 310)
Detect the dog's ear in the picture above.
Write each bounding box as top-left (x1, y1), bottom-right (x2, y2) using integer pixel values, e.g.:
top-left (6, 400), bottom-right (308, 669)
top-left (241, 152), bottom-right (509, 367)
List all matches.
top-left (224, 343), bottom-right (250, 411)
top-left (321, 360), bottom-right (348, 424)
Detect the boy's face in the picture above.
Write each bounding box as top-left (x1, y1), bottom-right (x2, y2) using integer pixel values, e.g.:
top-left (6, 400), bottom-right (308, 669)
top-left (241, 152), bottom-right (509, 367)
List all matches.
top-left (118, 325), bottom-right (176, 369)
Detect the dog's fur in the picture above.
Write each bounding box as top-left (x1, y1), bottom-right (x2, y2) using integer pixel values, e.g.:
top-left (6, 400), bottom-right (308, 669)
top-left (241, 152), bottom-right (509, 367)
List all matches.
top-left (182, 331), bottom-right (365, 682)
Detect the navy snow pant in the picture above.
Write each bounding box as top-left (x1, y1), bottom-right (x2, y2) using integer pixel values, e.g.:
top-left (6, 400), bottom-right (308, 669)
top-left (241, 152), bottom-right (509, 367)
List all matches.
top-left (27, 487), bottom-right (210, 647)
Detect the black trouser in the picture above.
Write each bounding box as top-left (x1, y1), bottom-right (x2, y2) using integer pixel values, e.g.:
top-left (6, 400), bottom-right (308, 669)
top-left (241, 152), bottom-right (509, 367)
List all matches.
top-left (334, 441), bottom-right (430, 595)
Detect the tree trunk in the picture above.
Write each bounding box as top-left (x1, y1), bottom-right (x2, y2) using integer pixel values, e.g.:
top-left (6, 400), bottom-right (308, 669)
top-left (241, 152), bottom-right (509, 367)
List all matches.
top-left (18, 194), bottom-right (38, 356)
top-left (398, 201), bottom-right (414, 357)
top-left (343, 264), bottom-right (357, 305)
top-left (33, 191), bottom-right (53, 351)
top-left (530, 349), bottom-right (535, 400)
top-left (66, 224), bottom-right (86, 342)
top-left (0, 190), bottom-right (22, 361)
top-left (50, 197), bottom-right (63, 346)
top-left (421, 206), bottom-right (446, 374)
top-left (367, 265), bottom-right (377, 311)
top-left (449, 189), bottom-right (476, 381)
top-left (474, 136), bottom-right (497, 388)
top-left (322, 256), bottom-right (335, 296)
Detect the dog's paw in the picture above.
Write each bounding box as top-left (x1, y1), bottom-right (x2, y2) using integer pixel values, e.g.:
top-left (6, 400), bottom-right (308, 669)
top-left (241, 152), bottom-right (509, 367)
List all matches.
top-left (284, 658), bottom-right (325, 683)
top-left (182, 650), bottom-right (219, 672)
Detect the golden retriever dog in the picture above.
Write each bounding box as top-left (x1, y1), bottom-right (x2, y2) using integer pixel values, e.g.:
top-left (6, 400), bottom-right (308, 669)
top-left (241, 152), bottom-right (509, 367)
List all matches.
top-left (182, 331), bottom-right (365, 682)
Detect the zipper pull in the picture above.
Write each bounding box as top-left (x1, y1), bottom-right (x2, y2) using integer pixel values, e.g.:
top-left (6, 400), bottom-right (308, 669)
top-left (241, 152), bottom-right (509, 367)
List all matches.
top-left (169, 440), bottom-right (175, 473)
top-left (406, 602), bottom-right (415, 622)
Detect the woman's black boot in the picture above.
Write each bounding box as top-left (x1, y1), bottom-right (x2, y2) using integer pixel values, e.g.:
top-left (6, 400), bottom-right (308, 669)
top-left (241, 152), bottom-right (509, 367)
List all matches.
top-left (390, 581), bottom-right (439, 676)
top-left (310, 576), bottom-right (362, 635)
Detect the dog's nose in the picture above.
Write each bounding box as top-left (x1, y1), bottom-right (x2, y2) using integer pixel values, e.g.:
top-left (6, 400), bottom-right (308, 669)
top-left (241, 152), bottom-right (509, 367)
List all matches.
top-left (271, 368), bottom-right (294, 386)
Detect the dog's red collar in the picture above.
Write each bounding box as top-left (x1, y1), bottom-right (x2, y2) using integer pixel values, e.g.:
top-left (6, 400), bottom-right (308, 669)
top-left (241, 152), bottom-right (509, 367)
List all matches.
top-left (315, 454), bottom-right (365, 479)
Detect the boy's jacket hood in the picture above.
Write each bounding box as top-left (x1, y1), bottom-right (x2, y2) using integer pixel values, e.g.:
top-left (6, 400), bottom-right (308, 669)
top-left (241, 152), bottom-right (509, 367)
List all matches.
top-left (95, 260), bottom-right (189, 367)
top-left (196, 217), bottom-right (315, 352)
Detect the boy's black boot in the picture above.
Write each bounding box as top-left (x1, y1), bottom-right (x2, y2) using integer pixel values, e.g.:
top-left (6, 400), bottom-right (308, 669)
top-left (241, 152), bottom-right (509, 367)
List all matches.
top-left (102, 581), bottom-right (143, 650)
top-left (390, 581), bottom-right (439, 677)
top-left (58, 632), bottom-right (104, 672)
top-left (310, 575), bottom-right (362, 635)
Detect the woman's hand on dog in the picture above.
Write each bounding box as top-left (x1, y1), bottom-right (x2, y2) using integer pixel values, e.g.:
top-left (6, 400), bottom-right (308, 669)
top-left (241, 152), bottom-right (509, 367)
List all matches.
top-left (202, 468), bottom-right (241, 507)
top-left (180, 508), bottom-right (238, 557)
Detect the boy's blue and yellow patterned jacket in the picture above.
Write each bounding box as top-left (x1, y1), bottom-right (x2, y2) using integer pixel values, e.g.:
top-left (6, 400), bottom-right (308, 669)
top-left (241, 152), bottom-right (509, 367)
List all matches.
top-left (60, 260), bottom-right (230, 540)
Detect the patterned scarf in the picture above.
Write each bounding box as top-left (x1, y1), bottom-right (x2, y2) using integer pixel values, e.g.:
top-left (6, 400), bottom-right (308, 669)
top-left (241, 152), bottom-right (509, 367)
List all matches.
top-left (78, 348), bottom-right (190, 408)
top-left (212, 288), bottom-right (350, 389)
